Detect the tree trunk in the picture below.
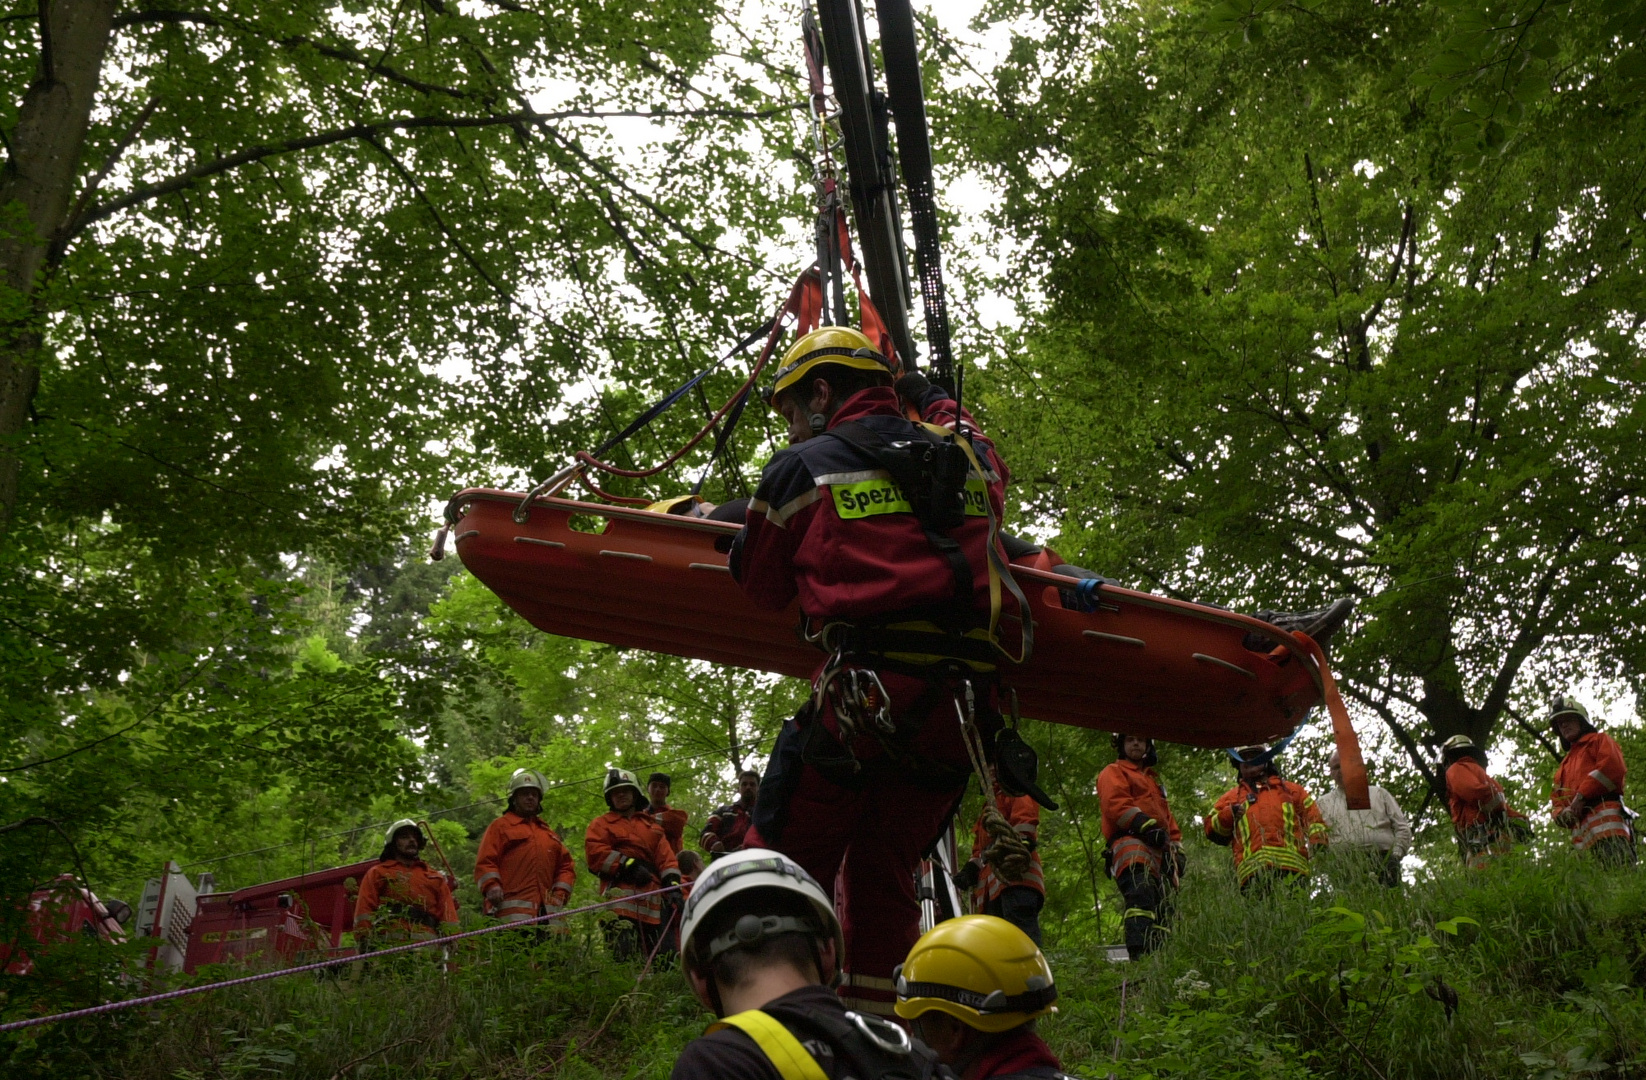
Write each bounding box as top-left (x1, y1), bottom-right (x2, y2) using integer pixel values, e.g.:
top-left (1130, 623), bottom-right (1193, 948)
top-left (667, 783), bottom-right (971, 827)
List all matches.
top-left (0, 0), bottom-right (118, 532)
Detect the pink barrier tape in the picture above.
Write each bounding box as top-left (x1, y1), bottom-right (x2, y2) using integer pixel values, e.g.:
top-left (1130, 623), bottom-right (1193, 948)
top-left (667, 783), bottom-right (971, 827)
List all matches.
top-left (0, 884), bottom-right (683, 1035)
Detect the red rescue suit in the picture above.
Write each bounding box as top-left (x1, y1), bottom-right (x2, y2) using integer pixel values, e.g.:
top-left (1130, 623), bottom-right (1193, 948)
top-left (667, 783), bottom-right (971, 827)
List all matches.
top-left (731, 383), bottom-right (1015, 1017)
top-left (475, 811), bottom-right (577, 923)
top-left (969, 790), bottom-right (1045, 904)
top-left (1552, 731), bottom-right (1630, 851)
top-left (649, 804), bottom-right (690, 855)
top-left (354, 859), bottom-right (458, 942)
top-left (701, 800), bottom-right (753, 855)
top-left (585, 811), bottom-right (679, 925)
top-left (1097, 758), bottom-right (1182, 880)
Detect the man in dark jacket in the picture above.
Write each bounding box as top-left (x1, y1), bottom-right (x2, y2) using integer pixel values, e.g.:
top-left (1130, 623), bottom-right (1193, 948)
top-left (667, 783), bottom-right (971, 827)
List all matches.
top-left (671, 848), bottom-right (943, 1080)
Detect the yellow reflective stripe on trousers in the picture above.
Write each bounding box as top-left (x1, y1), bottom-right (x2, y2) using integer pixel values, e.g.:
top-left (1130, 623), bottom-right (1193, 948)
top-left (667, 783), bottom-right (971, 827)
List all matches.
top-left (712, 1010), bottom-right (830, 1080)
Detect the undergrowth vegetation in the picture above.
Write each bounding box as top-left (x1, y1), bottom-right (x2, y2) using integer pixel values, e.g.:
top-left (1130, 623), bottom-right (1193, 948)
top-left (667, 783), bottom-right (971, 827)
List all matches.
top-left (5, 839), bottom-right (1642, 1079)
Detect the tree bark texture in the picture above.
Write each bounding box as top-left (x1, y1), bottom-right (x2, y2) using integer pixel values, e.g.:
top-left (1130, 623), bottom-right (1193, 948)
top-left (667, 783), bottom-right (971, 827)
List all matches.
top-left (0, 0), bottom-right (118, 531)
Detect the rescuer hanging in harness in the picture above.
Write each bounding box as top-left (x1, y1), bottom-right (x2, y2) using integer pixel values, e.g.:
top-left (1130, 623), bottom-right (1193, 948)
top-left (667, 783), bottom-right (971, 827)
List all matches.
top-left (648, 772), bottom-right (692, 856)
top-left (354, 820), bottom-right (459, 948)
top-left (1097, 734), bottom-right (1183, 960)
top-left (476, 769), bottom-right (578, 926)
top-left (1205, 744), bottom-right (1327, 892)
top-left (729, 325), bottom-right (1036, 1016)
top-left (1547, 695), bottom-right (1635, 867)
top-left (671, 847), bottom-right (945, 1080)
top-left (954, 766), bottom-right (1046, 946)
top-left (895, 915), bottom-right (1074, 1080)
top-left (586, 768), bottom-right (683, 961)
top-left (1440, 735), bottom-right (1530, 870)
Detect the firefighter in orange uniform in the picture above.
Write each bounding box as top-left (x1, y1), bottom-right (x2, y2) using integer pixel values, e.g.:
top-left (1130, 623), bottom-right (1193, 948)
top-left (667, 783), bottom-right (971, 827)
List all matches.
top-left (355, 819), bottom-right (459, 947)
top-left (1441, 735), bottom-right (1530, 869)
top-left (1206, 744), bottom-right (1327, 891)
top-left (1098, 734), bottom-right (1183, 959)
top-left (586, 768), bottom-right (682, 960)
top-left (954, 770), bottom-right (1045, 945)
top-left (475, 769), bottom-right (577, 925)
top-left (1548, 695), bottom-right (1635, 867)
top-left (646, 772), bottom-right (690, 855)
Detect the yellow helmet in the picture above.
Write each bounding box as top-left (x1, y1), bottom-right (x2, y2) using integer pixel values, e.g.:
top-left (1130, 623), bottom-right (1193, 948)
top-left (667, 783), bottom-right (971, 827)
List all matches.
top-left (765, 326), bottom-right (894, 408)
top-left (893, 915), bottom-right (1057, 1033)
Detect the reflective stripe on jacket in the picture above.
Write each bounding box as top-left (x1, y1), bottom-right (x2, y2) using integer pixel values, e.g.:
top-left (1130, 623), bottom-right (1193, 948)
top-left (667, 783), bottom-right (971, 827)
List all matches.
top-left (970, 789), bottom-right (1044, 901)
top-left (1552, 732), bottom-right (1628, 848)
top-left (701, 801), bottom-right (753, 853)
top-left (729, 386), bottom-right (1013, 626)
top-left (1445, 758), bottom-right (1517, 828)
top-left (1097, 759), bottom-right (1181, 879)
top-left (585, 810), bottom-right (679, 925)
top-left (1207, 776), bottom-right (1326, 884)
top-left (475, 812), bottom-right (576, 917)
top-left (354, 859), bottom-right (457, 939)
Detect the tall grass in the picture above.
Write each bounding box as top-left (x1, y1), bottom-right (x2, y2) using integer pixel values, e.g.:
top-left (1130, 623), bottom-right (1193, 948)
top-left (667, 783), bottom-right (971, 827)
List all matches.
top-left (3, 841), bottom-right (1642, 1079)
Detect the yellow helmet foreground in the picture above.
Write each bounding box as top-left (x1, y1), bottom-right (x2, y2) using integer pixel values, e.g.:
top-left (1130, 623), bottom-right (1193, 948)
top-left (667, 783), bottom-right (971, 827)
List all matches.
top-left (766, 326), bottom-right (894, 408)
top-left (894, 915), bottom-right (1057, 1033)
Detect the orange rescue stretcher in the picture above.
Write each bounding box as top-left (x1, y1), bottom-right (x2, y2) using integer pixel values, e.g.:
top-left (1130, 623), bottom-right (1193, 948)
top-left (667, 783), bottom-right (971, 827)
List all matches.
top-left (444, 488), bottom-right (1371, 806)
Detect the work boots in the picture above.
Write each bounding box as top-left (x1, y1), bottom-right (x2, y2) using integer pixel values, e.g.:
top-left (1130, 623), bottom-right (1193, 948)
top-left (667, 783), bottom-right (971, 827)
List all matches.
top-left (1247, 597), bottom-right (1355, 653)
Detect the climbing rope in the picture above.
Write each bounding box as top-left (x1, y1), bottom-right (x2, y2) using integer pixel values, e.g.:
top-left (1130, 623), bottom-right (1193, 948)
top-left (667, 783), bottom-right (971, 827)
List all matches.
top-left (953, 684), bottom-right (1033, 885)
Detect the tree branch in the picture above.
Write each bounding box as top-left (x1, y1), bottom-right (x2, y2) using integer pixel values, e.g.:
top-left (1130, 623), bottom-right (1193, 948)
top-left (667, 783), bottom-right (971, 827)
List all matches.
top-left (60, 106), bottom-right (792, 249)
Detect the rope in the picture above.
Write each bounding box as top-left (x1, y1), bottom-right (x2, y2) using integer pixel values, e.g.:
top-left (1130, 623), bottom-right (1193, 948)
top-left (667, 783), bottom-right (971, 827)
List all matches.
top-left (953, 690), bottom-right (1032, 885)
top-left (0, 885), bottom-right (683, 1035)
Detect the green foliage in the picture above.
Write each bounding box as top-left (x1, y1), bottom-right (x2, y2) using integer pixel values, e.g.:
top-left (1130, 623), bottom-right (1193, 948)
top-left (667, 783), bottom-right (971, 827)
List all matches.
top-left (946, 0), bottom-right (1646, 757)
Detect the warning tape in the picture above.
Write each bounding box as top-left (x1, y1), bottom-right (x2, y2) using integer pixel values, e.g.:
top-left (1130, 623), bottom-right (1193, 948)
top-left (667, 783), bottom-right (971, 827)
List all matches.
top-left (0, 884), bottom-right (683, 1035)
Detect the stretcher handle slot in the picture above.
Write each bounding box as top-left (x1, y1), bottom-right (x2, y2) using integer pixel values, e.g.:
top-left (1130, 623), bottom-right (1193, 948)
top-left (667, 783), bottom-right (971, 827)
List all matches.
top-left (599, 550), bottom-right (654, 562)
top-left (1083, 630), bottom-right (1145, 648)
top-left (514, 537), bottom-right (566, 549)
top-left (1192, 653), bottom-right (1256, 679)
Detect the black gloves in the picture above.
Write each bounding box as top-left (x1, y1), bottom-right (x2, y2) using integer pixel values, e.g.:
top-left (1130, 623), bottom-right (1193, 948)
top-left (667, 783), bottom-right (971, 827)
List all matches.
top-left (1139, 822), bottom-right (1169, 850)
top-left (951, 859), bottom-right (982, 892)
top-left (617, 857), bottom-right (655, 887)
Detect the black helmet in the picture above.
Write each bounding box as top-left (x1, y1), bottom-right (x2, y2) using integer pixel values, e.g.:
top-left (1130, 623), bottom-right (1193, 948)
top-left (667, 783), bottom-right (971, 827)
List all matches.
top-left (1111, 733), bottom-right (1158, 768)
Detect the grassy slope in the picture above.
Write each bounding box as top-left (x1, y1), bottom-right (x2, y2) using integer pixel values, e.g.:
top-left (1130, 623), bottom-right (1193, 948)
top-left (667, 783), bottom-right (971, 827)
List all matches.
top-left (3, 841), bottom-right (1643, 1079)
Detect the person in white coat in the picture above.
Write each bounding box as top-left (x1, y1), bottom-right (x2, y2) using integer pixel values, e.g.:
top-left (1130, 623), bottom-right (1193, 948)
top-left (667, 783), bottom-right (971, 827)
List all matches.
top-left (1316, 750), bottom-right (1413, 886)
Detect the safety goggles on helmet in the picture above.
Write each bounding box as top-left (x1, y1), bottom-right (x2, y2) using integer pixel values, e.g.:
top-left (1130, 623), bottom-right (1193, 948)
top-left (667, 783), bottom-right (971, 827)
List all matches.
top-left (764, 326), bottom-right (894, 409)
top-left (894, 915), bottom-right (1057, 1033)
top-left (603, 768), bottom-right (644, 806)
top-left (1548, 694), bottom-right (1593, 729)
top-left (678, 849), bottom-right (842, 968)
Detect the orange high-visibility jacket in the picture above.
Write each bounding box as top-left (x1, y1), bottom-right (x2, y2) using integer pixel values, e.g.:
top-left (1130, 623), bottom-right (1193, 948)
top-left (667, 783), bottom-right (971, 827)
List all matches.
top-left (1445, 758), bottom-right (1517, 829)
top-left (648, 805), bottom-right (690, 854)
top-left (475, 812), bottom-right (576, 923)
top-left (969, 788), bottom-right (1044, 902)
top-left (354, 859), bottom-right (458, 940)
top-left (585, 811), bottom-right (680, 926)
top-left (1552, 731), bottom-right (1629, 849)
top-left (1097, 759), bottom-right (1182, 879)
top-left (1206, 776), bottom-right (1326, 884)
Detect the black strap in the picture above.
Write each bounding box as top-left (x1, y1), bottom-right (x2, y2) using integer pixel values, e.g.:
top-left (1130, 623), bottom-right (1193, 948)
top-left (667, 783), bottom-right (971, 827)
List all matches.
top-left (824, 420), bottom-right (974, 610)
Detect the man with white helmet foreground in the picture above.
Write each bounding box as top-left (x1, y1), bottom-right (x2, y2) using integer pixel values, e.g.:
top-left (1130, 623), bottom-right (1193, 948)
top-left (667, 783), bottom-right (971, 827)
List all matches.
top-left (355, 819), bottom-right (458, 947)
top-left (476, 769), bottom-right (577, 925)
top-left (895, 915), bottom-right (1074, 1079)
top-left (672, 847), bottom-right (946, 1080)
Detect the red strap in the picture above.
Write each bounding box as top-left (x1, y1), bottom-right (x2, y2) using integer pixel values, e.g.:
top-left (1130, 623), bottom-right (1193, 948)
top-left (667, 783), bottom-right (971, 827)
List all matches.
top-left (834, 208), bottom-right (900, 373)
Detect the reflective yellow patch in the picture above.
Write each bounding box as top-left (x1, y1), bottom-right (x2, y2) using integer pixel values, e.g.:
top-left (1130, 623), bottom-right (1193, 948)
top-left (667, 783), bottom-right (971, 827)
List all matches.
top-left (831, 477), bottom-right (988, 519)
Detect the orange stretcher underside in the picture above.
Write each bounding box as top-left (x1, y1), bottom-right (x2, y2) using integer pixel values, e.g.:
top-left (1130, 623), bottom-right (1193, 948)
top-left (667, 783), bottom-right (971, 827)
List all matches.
top-left (447, 490), bottom-right (1369, 802)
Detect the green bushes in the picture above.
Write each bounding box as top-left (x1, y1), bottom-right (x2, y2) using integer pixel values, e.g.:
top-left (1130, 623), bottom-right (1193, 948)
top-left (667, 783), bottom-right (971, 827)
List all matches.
top-left (1045, 845), bottom-right (1646, 1080)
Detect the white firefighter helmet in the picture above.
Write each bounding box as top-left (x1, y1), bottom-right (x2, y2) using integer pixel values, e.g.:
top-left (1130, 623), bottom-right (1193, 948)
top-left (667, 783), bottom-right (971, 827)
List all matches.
top-left (384, 818), bottom-right (425, 846)
top-left (1549, 694), bottom-right (1593, 729)
top-left (603, 768), bottom-right (644, 808)
top-left (678, 848), bottom-right (842, 970)
top-left (508, 769), bottom-right (548, 796)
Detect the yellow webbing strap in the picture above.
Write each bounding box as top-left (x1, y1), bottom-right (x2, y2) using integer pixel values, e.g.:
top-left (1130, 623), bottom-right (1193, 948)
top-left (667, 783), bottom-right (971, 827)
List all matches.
top-left (709, 1010), bottom-right (831, 1080)
top-left (922, 421), bottom-right (1033, 664)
